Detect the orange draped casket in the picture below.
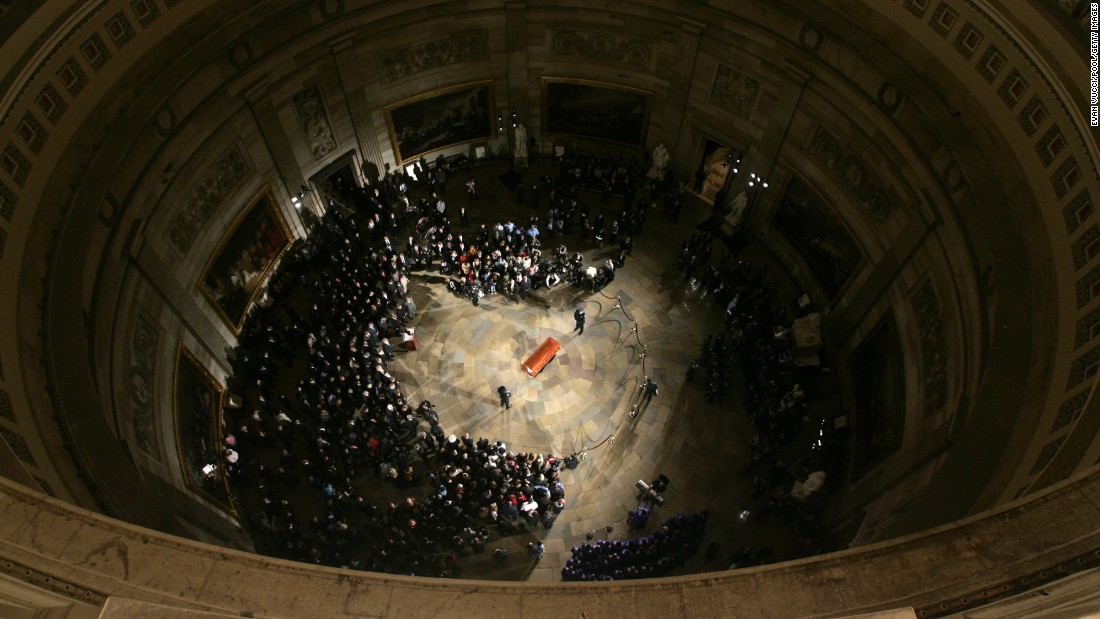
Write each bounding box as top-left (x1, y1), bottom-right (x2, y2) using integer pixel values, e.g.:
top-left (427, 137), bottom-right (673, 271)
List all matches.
top-left (522, 337), bottom-right (561, 377)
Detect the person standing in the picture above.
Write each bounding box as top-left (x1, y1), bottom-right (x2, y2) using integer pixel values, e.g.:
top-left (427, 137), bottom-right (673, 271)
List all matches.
top-left (468, 280), bottom-right (480, 307)
top-left (573, 307), bottom-right (586, 335)
top-left (459, 205), bottom-right (469, 228)
top-left (434, 165), bottom-right (447, 193)
top-left (498, 385), bottom-right (512, 410)
top-left (466, 177), bottom-right (478, 201)
top-left (642, 377), bottom-right (659, 403)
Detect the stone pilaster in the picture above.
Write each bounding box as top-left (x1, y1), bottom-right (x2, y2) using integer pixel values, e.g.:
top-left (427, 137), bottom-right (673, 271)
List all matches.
top-left (663, 17), bottom-right (706, 155)
top-left (243, 80), bottom-right (320, 225)
top-left (505, 0), bottom-right (528, 153)
top-left (331, 34), bottom-right (386, 182)
top-left (131, 241), bottom-right (229, 365)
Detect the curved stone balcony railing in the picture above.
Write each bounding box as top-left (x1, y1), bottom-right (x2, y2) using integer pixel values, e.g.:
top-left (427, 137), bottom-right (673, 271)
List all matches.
top-left (2, 468), bottom-right (1100, 618)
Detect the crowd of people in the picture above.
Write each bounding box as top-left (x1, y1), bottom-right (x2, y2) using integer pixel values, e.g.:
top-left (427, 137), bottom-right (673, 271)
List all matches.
top-left (561, 512), bottom-right (709, 581)
top-left (555, 152), bottom-right (643, 200)
top-left (676, 229), bottom-right (828, 559)
top-left (224, 197), bottom-right (569, 576)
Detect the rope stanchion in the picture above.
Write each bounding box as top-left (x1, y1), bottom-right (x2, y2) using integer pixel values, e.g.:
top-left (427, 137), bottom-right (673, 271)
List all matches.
top-left (570, 290), bottom-right (660, 459)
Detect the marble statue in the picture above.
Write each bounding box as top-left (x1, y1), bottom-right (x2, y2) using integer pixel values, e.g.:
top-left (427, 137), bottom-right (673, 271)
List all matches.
top-left (648, 142), bottom-right (670, 179)
top-left (514, 123), bottom-right (528, 166)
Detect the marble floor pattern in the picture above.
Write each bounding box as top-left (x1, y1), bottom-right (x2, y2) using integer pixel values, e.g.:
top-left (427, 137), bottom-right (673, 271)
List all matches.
top-left (372, 159), bottom-right (813, 581)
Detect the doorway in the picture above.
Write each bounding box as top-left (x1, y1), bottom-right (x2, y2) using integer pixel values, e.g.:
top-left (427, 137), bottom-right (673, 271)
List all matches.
top-left (309, 150), bottom-right (361, 207)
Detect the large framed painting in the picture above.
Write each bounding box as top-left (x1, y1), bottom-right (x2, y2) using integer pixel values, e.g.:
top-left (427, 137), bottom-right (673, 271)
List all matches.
top-left (384, 80), bottom-right (495, 163)
top-left (199, 187), bottom-right (292, 333)
top-left (174, 345), bottom-right (234, 515)
top-left (541, 77), bottom-right (652, 148)
top-left (771, 175), bottom-right (865, 299)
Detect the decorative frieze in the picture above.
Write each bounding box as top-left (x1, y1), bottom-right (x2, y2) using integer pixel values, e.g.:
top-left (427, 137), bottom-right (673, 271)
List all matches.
top-left (292, 85), bottom-right (338, 161)
top-left (379, 31), bottom-right (488, 82)
top-left (708, 64), bottom-right (758, 120)
top-left (913, 280), bottom-right (949, 417)
top-left (129, 313), bottom-right (160, 459)
top-left (808, 126), bottom-right (893, 221)
top-left (551, 30), bottom-right (651, 68)
top-left (168, 145), bottom-right (251, 254)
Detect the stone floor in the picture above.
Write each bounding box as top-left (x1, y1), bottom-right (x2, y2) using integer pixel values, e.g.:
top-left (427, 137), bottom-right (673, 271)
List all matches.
top-left (374, 157), bottom-right (822, 581)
